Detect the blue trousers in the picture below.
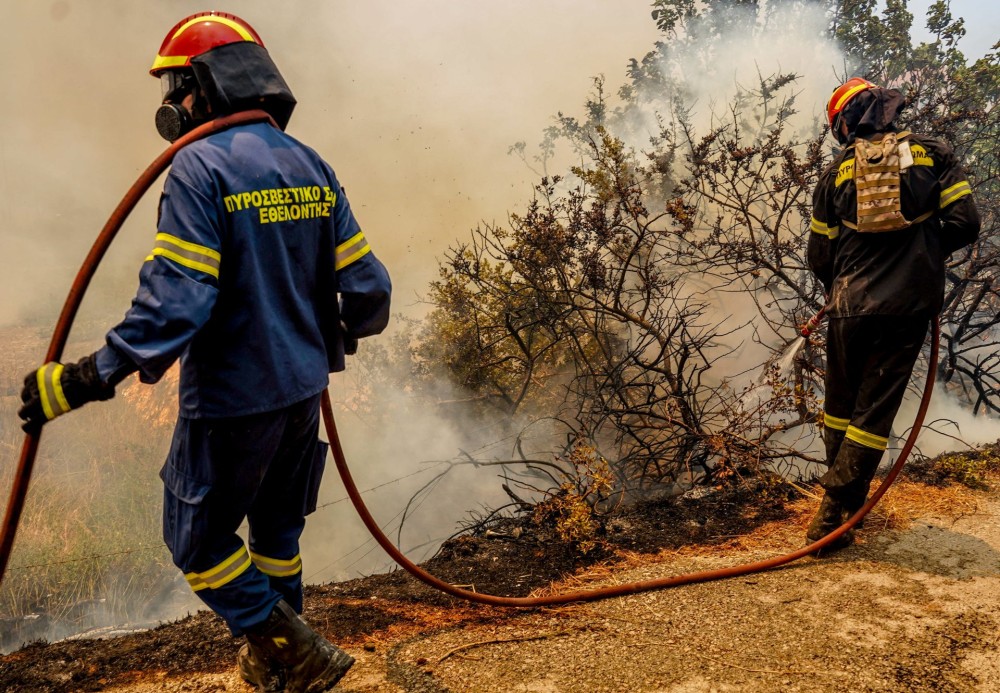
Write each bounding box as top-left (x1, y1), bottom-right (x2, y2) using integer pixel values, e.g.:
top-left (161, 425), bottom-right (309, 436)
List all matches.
top-left (160, 392), bottom-right (327, 635)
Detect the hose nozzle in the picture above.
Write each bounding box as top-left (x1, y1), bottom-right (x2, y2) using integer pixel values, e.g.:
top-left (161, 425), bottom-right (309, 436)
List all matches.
top-left (800, 308), bottom-right (826, 337)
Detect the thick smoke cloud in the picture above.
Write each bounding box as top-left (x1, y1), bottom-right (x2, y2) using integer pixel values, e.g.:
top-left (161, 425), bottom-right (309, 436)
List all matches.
top-left (0, 0), bottom-right (661, 328)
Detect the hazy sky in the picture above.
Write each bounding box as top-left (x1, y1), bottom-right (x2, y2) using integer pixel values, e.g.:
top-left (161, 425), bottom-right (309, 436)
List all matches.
top-left (0, 1), bottom-right (663, 330)
top-left (908, 0), bottom-right (999, 58)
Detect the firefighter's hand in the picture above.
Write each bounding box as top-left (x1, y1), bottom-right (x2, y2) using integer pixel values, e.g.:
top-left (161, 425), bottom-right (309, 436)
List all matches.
top-left (18, 353), bottom-right (116, 433)
top-left (340, 321), bottom-right (358, 356)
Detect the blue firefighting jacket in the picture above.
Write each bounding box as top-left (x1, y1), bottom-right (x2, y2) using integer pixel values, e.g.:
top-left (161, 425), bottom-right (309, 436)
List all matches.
top-left (95, 122), bottom-right (391, 418)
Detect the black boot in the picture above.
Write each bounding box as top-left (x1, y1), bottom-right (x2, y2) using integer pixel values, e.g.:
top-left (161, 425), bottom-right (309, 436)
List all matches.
top-left (840, 484), bottom-right (870, 529)
top-left (820, 441), bottom-right (883, 534)
top-left (246, 600), bottom-right (355, 693)
top-left (238, 640), bottom-right (286, 692)
top-left (805, 493), bottom-right (854, 553)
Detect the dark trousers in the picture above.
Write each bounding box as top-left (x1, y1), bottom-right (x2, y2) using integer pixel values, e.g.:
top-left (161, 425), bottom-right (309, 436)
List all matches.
top-left (160, 392), bottom-right (328, 635)
top-left (821, 316), bottom-right (929, 497)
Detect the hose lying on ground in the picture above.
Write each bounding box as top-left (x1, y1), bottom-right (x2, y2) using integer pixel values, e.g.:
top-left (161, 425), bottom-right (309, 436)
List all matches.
top-left (322, 320), bottom-right (937, 606)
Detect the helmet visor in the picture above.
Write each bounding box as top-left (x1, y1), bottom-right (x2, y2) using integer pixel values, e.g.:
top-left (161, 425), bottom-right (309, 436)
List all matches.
top-left (160, 71), bottom-right (196, 102)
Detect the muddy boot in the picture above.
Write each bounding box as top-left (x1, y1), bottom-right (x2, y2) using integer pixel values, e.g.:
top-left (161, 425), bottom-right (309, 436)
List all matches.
top-left (246, 600), bottom-right (355, 693)
top-left (821, 441), bottom-right (883, 532)
top-left (840, 484), bottom-right (870, 529)
top-left (238, 640), bottom-right (286, 692)
top-left (805, 494), bottom-right (854, 554)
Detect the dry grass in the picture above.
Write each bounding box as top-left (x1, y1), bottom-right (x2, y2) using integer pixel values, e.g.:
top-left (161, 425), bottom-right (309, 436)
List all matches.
top-left (0, 339), bottom-right (179, 641)
top-left (327, 596), bottom-right (502, 651)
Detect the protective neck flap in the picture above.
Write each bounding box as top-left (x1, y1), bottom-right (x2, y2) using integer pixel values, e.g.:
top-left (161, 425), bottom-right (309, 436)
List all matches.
top-left (841, 87), bottom-right (906, 143)
top-left (191, 42), bottom-right (297, 130)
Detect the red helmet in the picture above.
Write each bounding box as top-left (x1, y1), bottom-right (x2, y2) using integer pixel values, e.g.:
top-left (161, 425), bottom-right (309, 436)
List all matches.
top-left (150, 11), bottom-right (264, 76)
top-left (827, 77), bottom-right (877, 130)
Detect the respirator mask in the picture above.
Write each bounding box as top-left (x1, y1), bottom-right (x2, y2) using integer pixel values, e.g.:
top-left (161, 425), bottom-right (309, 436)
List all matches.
top-left (155, 71), bottom-right (207, 142)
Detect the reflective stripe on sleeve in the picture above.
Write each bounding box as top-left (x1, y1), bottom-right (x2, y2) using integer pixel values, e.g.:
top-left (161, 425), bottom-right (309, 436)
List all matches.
top-left (185, 546), bottom-right (252, 592)
top-left (810, 217), bottom-right (840, 239)
top-left (939, 181), bottom-right (972, 209)
top-left (845, 425), bottom-right (889, 451)
top-left (335, 231), bottom-right (371, 270)
top-left (823, 413), bottom-right (850, 432)
top-left (37, 363), bottom-right (71, 420)
top-left (250, 551), bottom-right (303, 578)
top-left (145, 233), bottom-right (221, 278)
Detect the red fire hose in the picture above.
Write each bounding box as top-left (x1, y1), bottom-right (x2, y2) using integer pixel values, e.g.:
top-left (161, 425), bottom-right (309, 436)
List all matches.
top-left (0, 115), bottom-right (939, 608)
top-left (323, 320), bottom-right (938, 605)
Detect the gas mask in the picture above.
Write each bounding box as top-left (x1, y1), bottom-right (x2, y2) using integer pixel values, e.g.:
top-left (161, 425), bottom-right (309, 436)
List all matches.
top-left (155, 70), bottom-right (208, 142)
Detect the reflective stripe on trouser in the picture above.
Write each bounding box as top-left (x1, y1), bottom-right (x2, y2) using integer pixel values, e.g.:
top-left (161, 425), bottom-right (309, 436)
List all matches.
top-left (161, 392), bottom-right (327, 635)
top-left (821, 315), bottom-right (928, 496)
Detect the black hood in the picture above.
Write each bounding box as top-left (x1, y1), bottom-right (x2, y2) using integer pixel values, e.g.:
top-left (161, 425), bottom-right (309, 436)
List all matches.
top-left (191, 41), bottom-right (296, 130)
top-left (841, 86), bottom-right (906, 143)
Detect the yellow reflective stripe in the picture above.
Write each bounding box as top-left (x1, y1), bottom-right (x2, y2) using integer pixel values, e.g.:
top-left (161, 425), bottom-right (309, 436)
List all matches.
top-left (171, 15), bottom-right (258, 43)
top-left (335, 232), bottom-right (371, 270)
top-left (250, 551), bottom-right (303, 578)
top-left (845, 425), bottom-right (888, 451)
top-left (835, 158), bottom-right (855, 187)
top-left (146, 233), bottom-right (221, 278)
top-left (823, 413), bottom-right (850, 431)
top-left (909, 144), bottom-right (933, 166)
top-left (939, 181), bottom-right (972, 209)
top-left (150, 54), bottom-right (190, 72)
top-left (37, 363), bottom-right (71, 420)
top-left (810, 217), bottom-right (839, 239)
top-left (833, 83), bottom-right (872, 113)
top-left (185, 546), bottom-right (252, 592)
top-left (154, 233), bottom-right (222, 262)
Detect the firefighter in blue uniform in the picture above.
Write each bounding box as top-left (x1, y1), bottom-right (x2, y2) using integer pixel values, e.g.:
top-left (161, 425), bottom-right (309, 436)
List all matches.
top-left (806, 78), bottom-right (979, 551)
top-left (19, 12), bottom-right (390, 692)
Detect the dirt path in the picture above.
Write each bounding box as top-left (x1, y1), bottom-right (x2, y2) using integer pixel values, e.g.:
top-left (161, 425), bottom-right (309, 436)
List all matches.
top-left (96, 488), bottom-right (1000, 693)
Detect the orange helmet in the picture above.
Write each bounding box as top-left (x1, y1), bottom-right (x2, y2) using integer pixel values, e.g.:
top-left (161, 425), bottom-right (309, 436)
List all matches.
top-left (150, 11), bottom-right (264, 76)
top-left (827, 77), bottom-right (877, 130)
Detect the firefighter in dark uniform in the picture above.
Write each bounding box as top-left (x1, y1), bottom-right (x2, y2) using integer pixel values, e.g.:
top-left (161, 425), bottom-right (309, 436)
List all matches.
top-left (806, 77), bottom-right (980, 550)
top-left (19, 12), bottom-right (391, 692)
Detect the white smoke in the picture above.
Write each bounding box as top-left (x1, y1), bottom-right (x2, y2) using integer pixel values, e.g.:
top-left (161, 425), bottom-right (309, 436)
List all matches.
top-left (896, 379), bottom-right (1000, 460)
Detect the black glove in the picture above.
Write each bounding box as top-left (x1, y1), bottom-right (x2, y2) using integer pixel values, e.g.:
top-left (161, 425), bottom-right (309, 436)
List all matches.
top-left (19, 353), bottom-right (116, 433)
top-left (341, 321), bottom-right (358, 356)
